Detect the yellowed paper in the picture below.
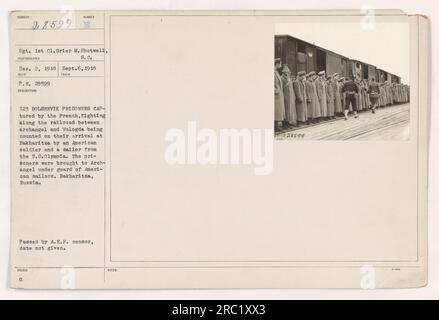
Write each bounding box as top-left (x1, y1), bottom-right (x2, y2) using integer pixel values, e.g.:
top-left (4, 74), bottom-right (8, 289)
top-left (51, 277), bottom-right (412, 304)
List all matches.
top-left (9, 10), bottom-right (429, 289)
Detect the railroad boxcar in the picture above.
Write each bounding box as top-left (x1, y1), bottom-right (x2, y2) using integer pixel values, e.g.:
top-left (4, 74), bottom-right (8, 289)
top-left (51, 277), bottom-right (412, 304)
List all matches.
top-left (275, 34), bottom-right (402, 84)
top-left (275, 35), bottom-right (317, 75)
top-left (275, 35), bottom-right (349, 77)
top-left (315, 46), bottom-right (350, 78)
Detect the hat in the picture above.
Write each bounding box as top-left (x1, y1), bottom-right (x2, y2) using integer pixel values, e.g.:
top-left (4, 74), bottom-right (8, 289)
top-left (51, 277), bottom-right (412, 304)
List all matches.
top-left (274, 58), bottom-right (281, 64)
top-left (318, 71), bottom-right (326, 76)
top-left (308, 71), bottom-right (316, 77)
top-left (297, 71), bottom-right (306, 76)
top-left (327, 74), bottom-right (333, 79)
top-left (333, 73), bottom-right (339, 77)
top-left (339, 77), bottom-right (345, 81)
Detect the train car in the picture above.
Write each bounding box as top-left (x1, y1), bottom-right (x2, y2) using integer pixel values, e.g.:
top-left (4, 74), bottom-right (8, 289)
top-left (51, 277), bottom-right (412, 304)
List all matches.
top-left (275, 34), bottom-right (403, 84)
top-left (315, 46), bottom-right (350, 78)
top-left (275, 35), bottom-right (317, 75)
top-left (275, 35), bottom-right (348, 77)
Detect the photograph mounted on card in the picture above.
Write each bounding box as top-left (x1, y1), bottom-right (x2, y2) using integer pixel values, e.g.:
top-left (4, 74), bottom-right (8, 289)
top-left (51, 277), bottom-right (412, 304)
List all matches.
top-left (9, 10), bottom-right (428, 289)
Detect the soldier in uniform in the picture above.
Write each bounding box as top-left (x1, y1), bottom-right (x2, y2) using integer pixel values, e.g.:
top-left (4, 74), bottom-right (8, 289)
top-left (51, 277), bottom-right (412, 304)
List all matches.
top-left (339, 77), bottom-right (346, 114)
top-left (368, 77), bottom-right (380, 114)
top-left (274, 58), bottom-right (285, 131)
top-left (342, 77), bottom-right (359, 120)
top-left (281, 65), bottom-right (297, 128)
top-left (293, 71), bottom-right (307, 125)
top-left (332, 73), bottom-right (343, 116)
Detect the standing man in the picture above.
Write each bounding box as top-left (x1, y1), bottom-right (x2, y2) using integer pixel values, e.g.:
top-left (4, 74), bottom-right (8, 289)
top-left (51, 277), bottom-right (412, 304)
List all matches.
top-left (310, 72), bottom-right (321, 122)
top-left (281, 65), bottom-right (297, 128)
top-left (339, 77), bottom-right (346, 113)
top-left (274, 58), bottom-right (285, 131)
top-left (305, 72), bottom-right (315, 124)
top-left (326, 74), bottom-right (336, 119)
top-left (355, 77), bottom-right (363, 112)
top-left (342, 77), bottom-right (359, 120)
top-left (333, 73), bottom-right (342, 116)
top-left (368, 77), bottom-right (380, 114)
top-left (316, 71), bottom-right (328, 119)
top-left (363, 80), bottom-right (371, 110)
top-left (293, 71), bottom-right (307, 125)
top-left (379, 83), bottom-right (385, 107)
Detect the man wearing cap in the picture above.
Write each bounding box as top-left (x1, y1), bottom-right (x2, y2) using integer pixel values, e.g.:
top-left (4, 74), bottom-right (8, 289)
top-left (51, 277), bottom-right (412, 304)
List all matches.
top-left (305, 73), bottom-right (314, 124)
top-left (316, 71), bottom-right (328, 119)
top-left (307, 72), bottom-right (321, 123)
top-left (274, 58), bottom-right (285, 131)
top-left (333, 73), bottom-right (343, 116)
top-left (342, 77), bottom-right (360, 120)
top-left (293, 71), bottom-right (307, 124)
top-left (367, 77), bottom-right (380, 114)
top-left (281, 65), bottom-right (297, 127)
top-left (338, 77), bottom-right (346, 113)
top-left (355, 77), bottom-right (363, 112)
top-left (379, 83), bottom-right (385, 107)
top-left (326, 74), bottom-right (336, 119)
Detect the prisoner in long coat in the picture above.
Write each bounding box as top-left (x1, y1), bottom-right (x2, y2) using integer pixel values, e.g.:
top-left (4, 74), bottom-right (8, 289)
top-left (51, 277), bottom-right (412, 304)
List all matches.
top-left (383, 83), bottom-right (389, 105)
top-left (281, 65), bottom-right (297, 125)
top-left (388, 83), bottom-right (393, 104)
top-left (355, 79), bottom-right (363, 111)
top-left (332, 73), bottom-right (343, 113)
top-left (274, 58), bottom-right (285, 122)
top-left (362, 81), bottom-right (369, 109)
top-left (316, 71), bottom-right (328, 117)
top-left (305, 74), bottom-right (315, 119)
top-left (362, 82), bottom-right (367, 110)
top-left (380, 85), bottom-right (386, 106)
top-left (326, 75), bottom-right (335, 117)
top-left (309, 72), bottom-right (321, 119)
top-left (392, 83), bottom-right (398, 103)
top-left (293, 71), bottom-right (307, 123)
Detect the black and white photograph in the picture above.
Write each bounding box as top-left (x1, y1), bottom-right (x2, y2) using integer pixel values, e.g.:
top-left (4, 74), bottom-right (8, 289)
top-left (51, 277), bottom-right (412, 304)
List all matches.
top-left (274, 21), bottom-right (410, 140)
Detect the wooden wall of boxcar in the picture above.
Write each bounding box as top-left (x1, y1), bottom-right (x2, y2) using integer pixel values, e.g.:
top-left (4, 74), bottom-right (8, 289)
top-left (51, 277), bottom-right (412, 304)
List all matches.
top-left (304, 43), bottom-right (317, 73)
top-left (341, 57), bottom-right (350, 78)
top-left (368, 65), bottom-right (377, 81)
top-left (326, 51), bottom-right (343, 76)
top-left (274, 36), bottom-right (298, 75)
top-left (376, 69), bottom-right (388, 83)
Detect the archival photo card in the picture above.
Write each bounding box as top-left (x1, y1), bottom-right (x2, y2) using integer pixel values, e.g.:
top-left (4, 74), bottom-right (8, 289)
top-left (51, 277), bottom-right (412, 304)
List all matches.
top-left (9, 10), bottom-right (429, 289)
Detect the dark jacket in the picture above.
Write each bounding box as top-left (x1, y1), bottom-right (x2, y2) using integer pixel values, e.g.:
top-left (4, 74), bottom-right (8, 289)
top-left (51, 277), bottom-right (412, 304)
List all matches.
top-left (342, 80), bottom-right (359, 94)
